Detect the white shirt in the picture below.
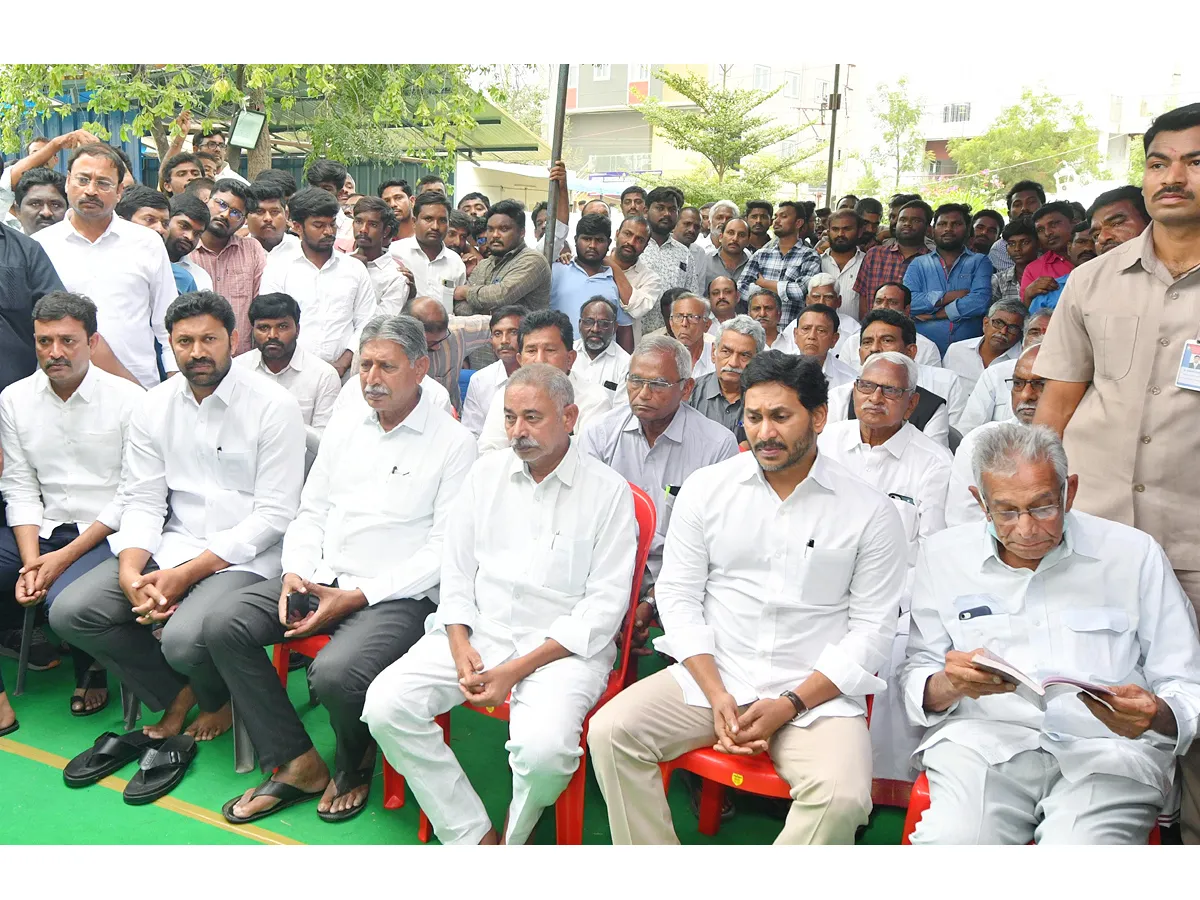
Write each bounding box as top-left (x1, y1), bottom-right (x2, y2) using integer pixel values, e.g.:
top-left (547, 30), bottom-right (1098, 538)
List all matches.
top-left (580, 403), bottom-right (739, 579)
top-left (829, 314), bottom-right (863, 365)
top-left (943, 336), bottom-right (1021, 394)
top-left (945, 418), bottom-right (1013, 527)
top-left (108, 364), bottom-right (305, 577)
top-left (234, 346), bottom-right (341, 460)
top-left (0, 364), bottom-right (144, 539)
top-left (534, 219), bottom-right (570, 261)
top-left (823, 353), bottom-right (858, 389)
top-left (259, 250), bottom-right (376, 365)
top-left (914, 333), bottom-right (943, 368)
top-left (571, 339), bottom-right (631, 408)
top-left (33, 213), bottom-right (178, 388)
top-left (215, 164), bottom-right (250, 186)
top-left (327, 375), bottom-right (454, 431)
top-left (269, 233), bottom-right (301, 259)
top-left (917, 363), bottom-right (968, 430)
top-left (478, 370), bottom-right (612, 454)
top-left (654, 451), bottom-right (907, 724)
top-left (175, 256), bottom-right (212, 292)
top-left (827, 380), bottom-right (951, 448)
top-left (360, 252), bottom-right (411, 315)
top-left (839, 331), bottom-right (942, 370)
top-left (901, 512), bottom-right (1200, 794)
top-left (280, 388), bottom-right (477, 606)
top-left (461, 359), bottom-right (508, 438)
top-left (957, 358), bottom-right (1016, 435)
top-left (429, 442), bottom-right (637, 669)
top-left (389, 236), bottom-right (467, 313)
top-left (689, 333), bottom-right (716, 381)
top-left (621, 259), bottom-right (663, 340)
top-left (821, 249), bottom-right (866, 322)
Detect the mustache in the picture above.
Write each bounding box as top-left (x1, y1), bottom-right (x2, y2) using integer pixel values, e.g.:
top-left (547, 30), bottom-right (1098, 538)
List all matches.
top-left (363, 385), bottom-right (391, 398)
top-left (753, 440), bottom-right (787, 453)
top-left (1015, 402), bottom-right (1039, 415)
top-left (510, 436), bottom-right (542, 452)
top-left (719, 365), bottom-right (744, 375)
top-left (185, 358), bottom-right (214, 368)
top-left (1154, 185), bottom-right (1194, 200)
top-left (43, 357), bottom-right (70, 368)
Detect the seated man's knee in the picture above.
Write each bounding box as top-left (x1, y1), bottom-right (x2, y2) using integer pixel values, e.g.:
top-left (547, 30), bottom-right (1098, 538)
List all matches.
top-left (362, 667), bottom-right (424, 732)
top-left (812, 778), bottom-right (871, 833)
top-left (307, 652), bottom-right (359, 706)
top-left (47, 582), bottom-right (91, 639)
top-left (509, 724), bottom-right (580, 781)
top-left (159, 622), bottom-right (205, 673)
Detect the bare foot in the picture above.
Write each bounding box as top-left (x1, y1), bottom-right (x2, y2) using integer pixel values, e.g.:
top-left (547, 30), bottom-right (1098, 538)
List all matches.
top-left (71, 686), bottom-right (109, 713)
top-left (318, 774), bottom-right (370, 816)
top-left (185, 703), bottom-right (233, 741)
top-left (231, 748), bottom-right (330, 820)
top-left (0, 692), bottom-right (15, 731)
top-left (143, 685), bottom-right (195, 739)
top-left (479, 827), bottom-right (499, 845)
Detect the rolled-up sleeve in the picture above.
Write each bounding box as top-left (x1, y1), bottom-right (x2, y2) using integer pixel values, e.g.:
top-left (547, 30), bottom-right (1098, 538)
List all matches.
top-left (624, 265), bottom-right (661, 321)
top-left (899, 544), bottom-right (960, 728)
top-left (653, 475), bottom-right (716, 663)
top-left (1138, 543), bottom-right (1200, 756)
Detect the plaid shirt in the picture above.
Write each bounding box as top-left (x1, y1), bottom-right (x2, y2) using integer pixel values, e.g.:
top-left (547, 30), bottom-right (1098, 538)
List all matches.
top-left (428, 315), bottom-right (492, 411)
top-left (991, 266), bottom-right (1021, 304)
top-left (190, 234), bottom-right (267, 355)
top-left (852, 243), bottom-right (931, 320)
top-left (737, 238), bottom-right (822, 325)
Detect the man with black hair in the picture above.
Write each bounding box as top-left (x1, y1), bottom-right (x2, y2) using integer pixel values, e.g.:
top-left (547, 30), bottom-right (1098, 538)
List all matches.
top-left (163, 195), bottom-right (212, 294)
top-left (350, 196), bottom-right (408, 314)
top-left (620, 185), bottom-right (647, 217)
top-left (445, 209), bottom-right (473, 255)
top-left (854, 197), bottom-right (884, 250)
top-left (992, 218), bottom-right (1038, 304)
top-left (870, 282), bottom-right (946, 369)
top-left (453, 198), bottom-right (552, 317)
top-left (1020, 201), bottom-right (1075, 304)
top-left (116, 186), bottom-right (207, 295)
top-left (1067, 222), bottom-right (1096, 266)
top-left (379, 179), bottom-right (415, 242)
top-left (259, 188), bottom-right (376, 379)
top-left (14, 168), bottom-right (68, 236)
top-left (744, 200), bottom-right (773, 252)
top-left (161, 153), bottom-right (205, 197)
top-left (254, 169), bottom-right (297, 200)
top-left (638, 187), bottom-right (701, 334)
top-left (184, 177), bottom-right (214, 204)
top-left (673, 205), bottom-right (709, 286)
top-left (970, 210), bottom-right (1005, 255)
top-left (196, 129), bottom-right (249, 185)
top-left (0, 129), bottom-right (98, 229)
top-left (853, 198), bottom-right (933, 323)
top-left (1088, 185), bottom-right (1150, 256)
top-left (306, 160), bottom-right (349, 198)
top-left (550, 213), bottom-right (632, 351)
top-left (738, 200), bottom-right (821, 325)
top-left (246, 180), bottom-right (297, 257)
top-left (457, 192), bottom-right (490, 219)
top-left (194, 151), bottom-right (221, 181)
top-left (191, 178), bottom-right (267, 354)
top-left (989, 180), bottom-right (1046, 271)
top-left (605, 215), bottom-right (661, 340)
top-left (696, 201), bottom-right (716, 252)
top-left (838, 195), bottom-right (860, 211)
top-left (820, 209), bottom-right (865, 320)
top-left (415, 173), bottom-right (446, 198)
top-left (813, 207), bottom-right (832, 243)
top-left (570, 296), bottom-right (631, 405)
top-left (704, 217), bottom-right (752, 296)
top-left (50, 291), bottom-right (304, 745)
top-left (391, 191), bottom-right (467, 311)
top-left (461, 306), bottom-right (524, 437)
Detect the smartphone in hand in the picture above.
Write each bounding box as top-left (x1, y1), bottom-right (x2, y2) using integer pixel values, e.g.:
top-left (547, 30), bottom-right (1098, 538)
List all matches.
top-left (286, 591), bottom-right (318, 623)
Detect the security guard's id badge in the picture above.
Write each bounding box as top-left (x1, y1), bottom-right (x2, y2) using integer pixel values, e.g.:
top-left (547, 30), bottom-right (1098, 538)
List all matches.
top-left (1176, 340), bottom-right (1200, 391)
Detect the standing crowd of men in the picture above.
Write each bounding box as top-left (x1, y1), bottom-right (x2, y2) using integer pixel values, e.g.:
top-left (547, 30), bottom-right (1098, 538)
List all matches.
top-left (1, 101), bottom-right (1199, 845)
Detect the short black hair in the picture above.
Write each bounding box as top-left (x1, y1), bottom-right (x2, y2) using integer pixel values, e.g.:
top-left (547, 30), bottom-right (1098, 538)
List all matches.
top-left (828, 208), bottom-right (863, 228)
top-left (1144, 103), bottom-right (1200, 153)
top-left (799, 302), bottom-right (839, 333)
top-left (248, 292), bottom-right (301, 325)
top-left (165, 290), bottom-right (237, 336)
top-left (212, 177), bottom-right (257, 213)
top-left (162, 152), bottom-right (202, 185)
top-left (32, 290), bottom-right (98, 337)
top-left (679, 205), bottom-right (701, 217)
top-left (249, 179), bottom-right (287, 207)
top-left (748, 287), bottom-right (781, 312)
top-left (115, 185), bottom-right (169, 221)
top-left (448, 209), bottom-right (472, 232)
top-left (890, 192), bottom-right (921, 208)
top-left (1070, 221), bottom-right (1093, 237)
top-left (899, 199), bottom-right (934, 224)
top-left (184, 177), bottom-right (215, 197)
top-left (518, 308), bottom-right (573, 351)
top-left (745, 200), bottom-right (774, 218)
top-left (1005, 180), bottom-right (1046, 210)
top-left (875, 282), bottom-right (912, 308)
top-left (531, 201), bottom-right (548, 223)
top-left (582, 295), bottom-right (620, 321)
top-left (489, 305), bottom-right (526, 329)
top-left (254, 168), bottom-right (297, 197)
top-left (378, 178), bottom-right (412, 199)
top-left (287, 186), bottom-right (340, 223)
top-left (644, 186), bottom-right (683, 209)
top-left (1031, 200), bottom-right (1074, 225)
top-left (1002, 217), bottom-right (1038, 242)
top-left (740, 350), bottom-right (828, 413)
top-left (14, 167), bottom-right (66, 206)
top-left (414, 190), bottom-right (451, 220)
top-left (932, 202), bottom-right (971, 226)
top-left (306, 159), bottom-right (348, 191)
top-left (353, 195), bottom-right (398, 238)
top-left (67, 144), bottom-right (127, 184)
top-left (838, 194), bottom-right (860, 206)
top-left (972, 209), bottom-right (1005, 232)
top-left (620, 185), bottom-right (646, 202)
top-left (488, 198), bottom-right (526, 229)
top-left (814, 207), bottom-right (832, 217)
top-left (416, 173), bottom-right (444, 191)
top-left (855, 197), bottom-right (884, 217)
top-left (700, 201), bottom-right (715, 211)
top-left (169, 193), bottom-right (210, 229)
top-left (1086, 185), bottom-right (1149, 224)
top-left (861, 308), bottom-right (916, 346)
top-left (457, 191), bottom-right (491, 211)
top-left (575, 212), bottom-right (611, 240)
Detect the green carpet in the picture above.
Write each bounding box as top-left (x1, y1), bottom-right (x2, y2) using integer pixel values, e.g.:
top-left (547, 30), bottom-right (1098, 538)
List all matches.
top-left (0, 653), bottom-right (904, 845)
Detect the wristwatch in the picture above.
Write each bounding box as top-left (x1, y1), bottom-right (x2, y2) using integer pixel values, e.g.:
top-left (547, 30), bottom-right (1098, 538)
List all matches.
top-left (781, 690), bottom-right (808, 719)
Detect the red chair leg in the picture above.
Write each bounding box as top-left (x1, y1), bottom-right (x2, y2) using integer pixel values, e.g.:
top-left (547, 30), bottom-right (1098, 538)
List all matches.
top-left (382, 757), bottom-right (406, 810)
top-left (418, 809), bottom-right (434, 843)
top-left (697, 779), bottom-right (725, 837)
top-left (272, 645), bottom-right (290, 688)
top-left (1149, 824), bottom-right (1162, 844)
top-left (555, 749), bottom-right (587, 845)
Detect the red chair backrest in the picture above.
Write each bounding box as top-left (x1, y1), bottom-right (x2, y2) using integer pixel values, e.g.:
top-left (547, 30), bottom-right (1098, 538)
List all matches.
top-left (612, 483), bottom-right (657, 685)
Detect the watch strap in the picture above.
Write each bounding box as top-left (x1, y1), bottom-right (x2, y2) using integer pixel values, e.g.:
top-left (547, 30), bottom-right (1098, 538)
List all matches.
top-left (781, 690), bottom-right (808, 718)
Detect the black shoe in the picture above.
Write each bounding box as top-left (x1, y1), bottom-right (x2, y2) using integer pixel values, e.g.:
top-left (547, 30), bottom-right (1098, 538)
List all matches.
top-left (0, 627), bottom-right (61, 671)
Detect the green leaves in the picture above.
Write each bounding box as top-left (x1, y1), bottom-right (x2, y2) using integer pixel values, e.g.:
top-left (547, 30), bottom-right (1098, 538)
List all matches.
top-left (868, 78), bottom-right (927, 189)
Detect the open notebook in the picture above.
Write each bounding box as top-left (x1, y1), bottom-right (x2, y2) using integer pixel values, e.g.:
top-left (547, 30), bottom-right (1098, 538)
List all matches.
top-left (971, 650), bottom-right (1116, 712)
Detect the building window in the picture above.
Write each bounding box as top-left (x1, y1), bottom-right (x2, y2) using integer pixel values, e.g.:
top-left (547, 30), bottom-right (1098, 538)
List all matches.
top-left (593, 64), bottom-right (611, 82)
top-left (814, 79), bottom-right (830, 108)
top-left (785, 72), bottom-right (801, 99)
top-left (629, 64), bottom-right (651, 83)
top-left (942, 103), bottom-right (971, 124)
top-left (568, 65), bottom-right (578, 89)
top-left (754, 65), bottom-right (770, 91)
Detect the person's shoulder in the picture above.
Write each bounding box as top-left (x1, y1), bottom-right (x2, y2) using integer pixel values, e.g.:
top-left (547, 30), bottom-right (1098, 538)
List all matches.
top-left (1070, 509), bottom-right (1158, 556)
top-left (0, 371), bottom-right (39, 407)
top-left (236, 365), bottom-right (303, 412)
top-left (903, 423), bottom-right (953, 467)
top-left (819, 417), bottom-right (859, 444)
top-left (424, 401), bottom-right (477, 450)
top-left (92, 367), bottom-right (148, 402)
top-left (924, 519), bottom-right (988, 558)
top-left (236, 233), bottom-right (267, 260)
top-left (576, 445), bottom-right (632, 493)
top-left (816, 453), bottom-right (895, 511)
top-left (334, 250), bottom-right (368, 272)
top-left (680, 402), bottom-right (737, 444)
top-left (233, 349), bottom-right (260, 370)
top-left (944, 338), bottom-right (976, 360)
top-left (28, 219), bottom-right (67, 245)
top-left (682, 450), bottom-right (754, 492)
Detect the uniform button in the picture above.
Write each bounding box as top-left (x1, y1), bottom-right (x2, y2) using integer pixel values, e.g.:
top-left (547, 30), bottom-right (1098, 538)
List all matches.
top-left (1151, 386), bottom-right (1161, 395)
top-left (1141, 435), bottom-right (1152, 444)
top-left (1171, 291), bottom-right (1180, 299)
top-left (1160, 338), bottom-right (1171, 347)
top-left (1134, 483), bottom-right (1146, 493)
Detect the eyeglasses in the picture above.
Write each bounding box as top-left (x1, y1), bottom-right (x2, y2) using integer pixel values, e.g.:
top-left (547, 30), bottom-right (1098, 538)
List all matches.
top-left (854, 378), bottom-right (911, 399)
top-left (669, 313), bottom-right (708, 325)
top-left (70, 173), bottom-right (117, 193)
top-left (987, 317), bottom-right (1023, 335)
top-left (625, 374), bottom-right (685, 393)
top-left (426, 334), bottom-right (450, 351)
top-left (211, 198), bottom-right (245, 222)
top-left (1005, 377), bottom-right (1047, 391)
top-left (985, 502), bottom-right (1061, 524)
top-left (579, 317), bottom-right (615, 331)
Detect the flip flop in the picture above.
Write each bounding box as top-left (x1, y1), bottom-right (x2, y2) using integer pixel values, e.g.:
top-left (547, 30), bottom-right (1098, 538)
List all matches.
top-left (0, 719), bottom-right (18, 738)
top-left (70, 668), bottom-right (110, 717)
top-left (317, 767), bottom-right (372, 823)
top-left (122, 734), bottom-right (197, 805)
top-left (64, 731), bottom-right (164, 788)
top-left (222, 776), bottom-right (326, 824)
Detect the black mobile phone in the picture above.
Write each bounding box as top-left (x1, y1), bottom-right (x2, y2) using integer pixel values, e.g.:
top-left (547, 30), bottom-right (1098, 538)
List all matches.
top-left (958, 606), bottom-right (993, 621)
top-left (287, 591), bottom-right (318, 623)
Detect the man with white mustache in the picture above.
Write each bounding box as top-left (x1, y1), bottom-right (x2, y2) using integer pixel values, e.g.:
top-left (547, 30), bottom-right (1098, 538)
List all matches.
top-left (687, 315), bottom-right (765, 436)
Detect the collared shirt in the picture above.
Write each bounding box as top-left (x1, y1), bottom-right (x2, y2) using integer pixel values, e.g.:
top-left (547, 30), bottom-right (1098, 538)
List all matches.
top-left (259, 249), bottom-right (376, 365)
top-left (687, 371), bottom-right (744, 435)
top-left (572, 339), bottom-right (631, 407)
top-left (389, 236), bottom-right (467, 313)
top-left (703, 248), bottom-right (750, 295)
top-left (109, 364), bottom-right (306, 577)
top-left (905, 248), bottom-right (995, 355)
top-left (956, 358), bottom-right (1016, 435)
top-left (0, 223), bottom-right (65, 394)
top-left (822, 352), bottom-right (858, 389)
top-left (428, 315), bottom-right (492, 411)
top-left (33, 213), bottom-right (177, 388)
top-left (1034, 225), bottom-right (1200, 569)
top-left (328, 375), bottom-right (454, 427)
top-left (654, 451), bottom-right (907, 724)
top-left (852, 243), bottom-right (931, 322)
top-left (821, 248), bottom-right (866, 322)
top-left (620, 258), bottom-right (663, 340)
top-left (359, 252), bottom-right (411, 315)
top-left (991, 266), bottom-right (1021, 304)
top-left (280, 388), bottom-right (477, 606)
top-left (171, 263), bottom-right (197, 295)
top-left (945, 418), bottom-right (1013, 527)
top-left (943, 335), bottom-right (1021, 394)
top-left (461, 359), bottom-right (508, 438)
top-left (550, 260), bottom-right (628, 335)
top-left (827, 378), bottom-right (951, 447)
top-left (0, 364), bottom-right (143, 538)
top-left (430, 441), bottom-right (637, 669)
top-left (189, 234), bottom-right (267, 355)
top-left (233, 346), bottom-right (341, 461)
top-left (917, 363), bottom-right (968, 429)
top-left (1019, 250), bottom-right (1073, 303)
top-left (640, 235), bottom-right (702, 333)
top-left (458, 242), bottom-right (551, 315)
top-left (477, 370), bottom-right (612, 454)
top-left (176, 255), bottom-right (212, 292)
top-left (989, 236), bottom-right (1014, 272)
top-left (215, 164), bottom-right (249, 186)
top-left (900, 512), bottom-right (1200, 794)
top-left (688, 333), bottom-right (716, 381)
top-left (737, 238), bottom-right (822, 326)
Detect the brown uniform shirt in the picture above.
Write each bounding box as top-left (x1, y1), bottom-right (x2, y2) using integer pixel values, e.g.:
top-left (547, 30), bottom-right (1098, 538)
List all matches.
top-left (1035, 225), bottom-right (1200, 569)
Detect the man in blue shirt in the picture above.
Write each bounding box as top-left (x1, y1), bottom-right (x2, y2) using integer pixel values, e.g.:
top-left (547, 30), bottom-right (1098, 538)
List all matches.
top-left (550, 212), bottom-right (633, 351)
top-left (905, 202), bottom-right (994, 355)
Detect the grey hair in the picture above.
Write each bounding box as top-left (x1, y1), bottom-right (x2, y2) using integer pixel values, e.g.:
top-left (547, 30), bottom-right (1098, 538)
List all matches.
top-left (359, 314), bottom-right (428, 362)
top-left (987, 298), bottom-right (1029, 320)
top-left (807, 272), bottom-right (839, 294)
top-left (970, 423), bottom-right (1068, 500)
top-left (711, 199), bottom-right (739, 220)
top-left (861, 350), bottom-right (918, 391)
top-left (505, 362), bottom-right (574, 414)
top-left (632, 334), bottom-right (693, 382)
top-left (717, 314), bottom-right (766, 352)
top-left (671, 293), bottom-right (711, 318)
top-left (1023, 308), bottom-right (1052, 347)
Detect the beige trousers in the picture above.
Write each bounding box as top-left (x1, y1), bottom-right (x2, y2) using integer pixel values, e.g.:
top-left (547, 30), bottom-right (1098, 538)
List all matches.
top-left (589, 669), bottom-right (872, 844)
top-left (1173, 568), bottom-right (1200, 844)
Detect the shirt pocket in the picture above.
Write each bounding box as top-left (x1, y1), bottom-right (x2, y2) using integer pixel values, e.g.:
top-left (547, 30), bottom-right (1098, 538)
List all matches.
top-left (383, 471), bottom-right (439, 521)
top-left (785, 547), bottom-right (857, 607)
top-left (1084, 313), bottom-right (1139, 381)
top-left (79, 428), bottom-right (124, 479)
top-left (952, 612), bottom-right (1015, 657)
top-left (215, 448), bottom-right (256, 493)
top-left (1057, 607), bottom-right (1131, 683)
top-left (533, 533), bottom-right (592, 596)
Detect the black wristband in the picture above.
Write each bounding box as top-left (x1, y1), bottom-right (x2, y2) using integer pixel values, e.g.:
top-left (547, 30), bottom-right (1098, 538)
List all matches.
top-left (781, 690), bottom-right (808, 718)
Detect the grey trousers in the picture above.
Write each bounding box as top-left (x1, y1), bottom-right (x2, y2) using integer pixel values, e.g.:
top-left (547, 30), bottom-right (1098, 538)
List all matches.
top-left (48, 557), bottom-right (263, 713)
top-left (204, 576), bottom-right (435, 774)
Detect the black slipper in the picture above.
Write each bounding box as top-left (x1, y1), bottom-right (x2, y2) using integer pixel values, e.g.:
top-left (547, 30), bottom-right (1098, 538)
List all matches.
top-left (222, 775), bottom-right (326, 824)
top-left (0, 719), bottom-right (18, 738)
top-left (317, 767), bottom-right (372, 823)
top-left (64, 730), bottom-right (163, 788)
top-left (70, 668), bottom-right (109, 718)
top-left (122, 734), bottom-right (197, 805)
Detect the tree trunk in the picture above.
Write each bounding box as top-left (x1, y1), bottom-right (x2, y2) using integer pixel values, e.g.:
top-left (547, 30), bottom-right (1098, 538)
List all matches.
top-left (246, 85), bottom-right (272, 179)
top-left (149, 119), bottom-right (170, 189)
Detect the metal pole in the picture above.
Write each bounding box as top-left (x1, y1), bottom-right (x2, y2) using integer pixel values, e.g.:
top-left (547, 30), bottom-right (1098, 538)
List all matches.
top-left (545, 64), bottom-right (570, 266)
top-left (824, 64), bottom-right (841, 205)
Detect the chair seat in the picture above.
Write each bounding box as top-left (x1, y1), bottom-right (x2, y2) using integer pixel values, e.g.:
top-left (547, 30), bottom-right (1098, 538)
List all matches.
top-left (662, 748), bottom-right (792, 800)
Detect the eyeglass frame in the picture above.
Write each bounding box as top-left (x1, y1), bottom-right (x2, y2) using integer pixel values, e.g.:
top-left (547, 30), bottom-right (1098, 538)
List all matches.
top-left (210, 197), bottom-right (246, 222)
top-left (669, 312), bottom-right (709, 325)
top-left (986, 316), bottom-right (1023, 336)
top-left (853, 378), bottom-right (913, 400)
top-left (1004, 377), bottom-right (1047, 391)
top-left (624, 373), bottom-right (686, 393)
top-left (579, 317), bottom-right (615, 331)
top-left (70, 173), bottom-right (118, 193)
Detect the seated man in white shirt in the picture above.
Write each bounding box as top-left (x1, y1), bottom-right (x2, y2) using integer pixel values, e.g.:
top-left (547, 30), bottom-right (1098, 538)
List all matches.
top-left (957, 308), bottom-right (1051, 435)
top-left (704, 275), bottom-right (739, 336)
top-left (667, 293), bottom-right (716, 381)
top-left (748, 288), bottom-right (790, 352)
top-left (901, 424), bottom-right (1200, 844)
top-left (50, 291), bottom-right (305, 743)
top-left (869, 282), bottom-right (943, 368)
top-left (349, 196), bottom-right (409, 314)
top-left (942, 298), bottom-right (1027, 394)
top-left (591, 351), bottom-right (908, 844)
top-left (571, 297), bottom-right (631, 407)
top-left (234, 292), bottom-right (341, 472)
top-left (804, 273), bottom-right (861, 364)
top-left (0, 292), bottom-right (144, 711)
top-left (214, 315), bottom-right (477, 825)
top-left (791, 304), bottom-right (857, 388)
top-left (364, 363), bottom-right (637, 844)
top-left (461, 305), bottom-right (524, 437)
top-left (477, 309), bottom-right (612, 453)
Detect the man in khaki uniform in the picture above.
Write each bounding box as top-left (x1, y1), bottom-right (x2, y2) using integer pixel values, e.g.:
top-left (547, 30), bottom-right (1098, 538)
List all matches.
top-left (1034, 102), bottom-right (1200, 843)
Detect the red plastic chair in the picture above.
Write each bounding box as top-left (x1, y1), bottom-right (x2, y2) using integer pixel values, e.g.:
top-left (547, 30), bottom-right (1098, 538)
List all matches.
top-left (901, 770), bottom-right (1161, 844)
top-left (657, 695), bottom-right (874, 837)
top-left (407, 482), bottom-right (657, 844)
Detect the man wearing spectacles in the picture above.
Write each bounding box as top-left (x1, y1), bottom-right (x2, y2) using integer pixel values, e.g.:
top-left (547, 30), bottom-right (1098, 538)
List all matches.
top-left (943, 299), bottom-right (1027, 393)
top-left (400, 295), bottom-right (490, 412)
top-left (901, 423), bottom-right (1200, 844)
top-left (570, 297), bottom-right (631, 406)
top-left (668, 294), bottom-right (716, 382)
top-left (195, 130), bottom-right (249, 186)
top-left (957, 308), bottom-right (1051, 436)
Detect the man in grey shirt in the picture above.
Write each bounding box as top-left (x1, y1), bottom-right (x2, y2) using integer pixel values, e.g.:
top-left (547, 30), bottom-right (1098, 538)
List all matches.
top-left (688, 315), bottom-right (765, 438)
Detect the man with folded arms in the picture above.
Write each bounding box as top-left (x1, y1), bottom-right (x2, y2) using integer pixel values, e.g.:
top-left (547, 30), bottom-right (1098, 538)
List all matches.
top-left (900, 424), bottom-right (1200, 843)
top-left (364, 363), bottom-right (636, 844)
top-left (591, 352), bottom-right (906, 844)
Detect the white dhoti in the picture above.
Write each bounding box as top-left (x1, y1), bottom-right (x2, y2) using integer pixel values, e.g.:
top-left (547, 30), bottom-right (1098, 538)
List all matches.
top-left (362, 630), bottom-right (608, 845)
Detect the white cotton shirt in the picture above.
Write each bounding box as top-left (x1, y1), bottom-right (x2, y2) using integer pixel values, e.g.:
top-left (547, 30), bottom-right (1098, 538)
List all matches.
top-left (33, 213), bottom-right (178, 388)
top-left (280, 387), bottom-right (477, 606)
top-left (234, 346), bottom-right (341, 461)
top-left (917, 363), bottom-right (968, 429)
top-left (823, 353), bottom-right (858, 389)
top-left (622, 259), bottom-right (663, 340)
top-left (461, 359), bottom-right (508, 438)
top-left (943, 336), bottom-right (1021, 394)
top-left (258, 250), bottom-right (376, 365)
top-left (477, 370), bottom-right (612, 454)
top-left (108, 364), bottom-right (306, 577)
top-left (944, 418), bottom-right (1013, 527)
top-left (654, 451), bottom-right (907, 724)
top-left (820, 249), bottom-right (865, 322)
top-left (0, 364), bottom-right (144, 539)
top-left (571, 339), bottom-right (631, 408)
top-left (957, 358), bottom-right (1016, 435)
top-left (361, 252), bottom-right (411, 315)
top-left (826, 380), bottom-right (951, 449)
top-left (389, 236), bottom-right (467, 313)
top-left (689, 333), bottom-right (716, 381)
top-left (176, 256), bottom-right (213, 292)
top-left (327, 375), bottom-right (454, 432)
top-left (900, 512), bottom-right (1200, 794)
top-left (429, 442), bottom-right (637, 670)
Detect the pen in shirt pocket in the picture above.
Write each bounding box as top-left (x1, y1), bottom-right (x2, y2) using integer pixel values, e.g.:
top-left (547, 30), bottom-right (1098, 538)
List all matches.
top-left (803, 539), bottom-right (814, 559)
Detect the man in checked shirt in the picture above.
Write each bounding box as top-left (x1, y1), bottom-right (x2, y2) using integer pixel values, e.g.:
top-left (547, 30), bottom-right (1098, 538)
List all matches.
top-left (737, 201), bottom-right (822, 327)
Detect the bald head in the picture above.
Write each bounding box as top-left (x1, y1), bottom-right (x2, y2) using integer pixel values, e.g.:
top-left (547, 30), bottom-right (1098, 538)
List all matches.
top-left (405, 296), bottom-right (449, 330)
